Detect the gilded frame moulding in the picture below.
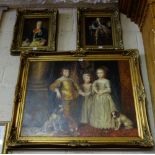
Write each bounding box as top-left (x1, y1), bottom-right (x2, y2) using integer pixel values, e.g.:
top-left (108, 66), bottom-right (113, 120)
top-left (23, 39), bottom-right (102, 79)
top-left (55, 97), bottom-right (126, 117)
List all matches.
top-left (3, 49), bottom-right (154, 153)
top-left (77, 9), bottom-right (124, 50)
top-left (11, 9), bottom-right (57, 55)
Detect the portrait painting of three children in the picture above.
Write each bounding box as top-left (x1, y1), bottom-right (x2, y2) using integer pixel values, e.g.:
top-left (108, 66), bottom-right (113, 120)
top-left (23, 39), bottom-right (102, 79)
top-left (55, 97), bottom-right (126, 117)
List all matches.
top-left (21, 60), bottom-right (138, 138)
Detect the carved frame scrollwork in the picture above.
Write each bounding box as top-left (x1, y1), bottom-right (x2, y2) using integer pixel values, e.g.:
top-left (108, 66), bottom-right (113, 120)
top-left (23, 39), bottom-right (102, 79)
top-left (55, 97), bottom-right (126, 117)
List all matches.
top-left (2, 49), bottom-right (153, 153)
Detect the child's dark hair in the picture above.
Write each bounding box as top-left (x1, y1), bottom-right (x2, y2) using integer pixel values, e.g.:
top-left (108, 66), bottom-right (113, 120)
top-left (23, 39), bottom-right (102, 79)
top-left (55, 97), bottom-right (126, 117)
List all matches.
top-left (60, 67), bottom-right (70, 75)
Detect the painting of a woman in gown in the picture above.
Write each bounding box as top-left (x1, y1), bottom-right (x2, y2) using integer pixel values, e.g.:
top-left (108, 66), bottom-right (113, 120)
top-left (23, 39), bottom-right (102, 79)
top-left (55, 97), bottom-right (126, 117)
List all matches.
top-left (22, 20), bottom-right (48, 47)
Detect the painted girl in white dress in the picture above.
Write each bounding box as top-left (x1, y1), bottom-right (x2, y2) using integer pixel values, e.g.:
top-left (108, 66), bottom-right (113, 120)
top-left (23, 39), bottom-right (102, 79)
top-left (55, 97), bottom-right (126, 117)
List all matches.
top-left (79, 73), bottom-right (93, 124)
top-left (90, 67), bottom-right (117, 129)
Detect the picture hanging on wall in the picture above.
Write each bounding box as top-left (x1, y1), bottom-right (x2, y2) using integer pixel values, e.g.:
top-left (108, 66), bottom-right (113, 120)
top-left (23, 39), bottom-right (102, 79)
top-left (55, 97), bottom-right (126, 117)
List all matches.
top-left (78, 9), bottom-right (123, 50)
top-left (3, 50), bottom-right (153, 152)
top-left (11, 10), bottom-right (57, 55)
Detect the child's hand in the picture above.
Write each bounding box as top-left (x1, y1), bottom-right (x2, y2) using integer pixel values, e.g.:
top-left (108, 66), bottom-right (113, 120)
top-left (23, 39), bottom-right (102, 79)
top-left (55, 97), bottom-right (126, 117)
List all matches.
top-left (79, 90), bottom-right (85, 96)
top-left (56, 91), bottom-right (61, 99)
top-left (55, 89), bottom-right (61, 99)
top-left (85, 92), bottom-right (91, 96)
top-left (81, 92), bottom-right (85, 96)
top-left (97, 91), bottom-right (103, 95)
top-left (98, 92), bottom-right (102, 95)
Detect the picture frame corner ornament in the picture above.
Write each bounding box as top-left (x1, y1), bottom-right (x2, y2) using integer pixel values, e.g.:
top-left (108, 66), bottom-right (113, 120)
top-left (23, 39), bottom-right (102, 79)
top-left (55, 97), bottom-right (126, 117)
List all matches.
top-left (7, 126), bottom-right (28, 147)
top-left (130, 127), bottom-right (154, 147)
top-left (123, 49), bottom-right (139, 58)
top-left (7, 127), bottom-right (17, 146)
top-left (72, 48), bottom-right (87, 57)
top-left (5, 51), bottom-right (152, 150)
top-left (21, 51), bottom-right (29, 58)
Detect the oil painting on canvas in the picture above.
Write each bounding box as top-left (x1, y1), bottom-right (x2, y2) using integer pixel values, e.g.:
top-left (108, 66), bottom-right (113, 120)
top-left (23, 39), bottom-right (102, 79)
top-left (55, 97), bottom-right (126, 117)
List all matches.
top-left (21, 19), bottom-right (49, 47)
top-left (21, 60), bottom-right (138, 137)
top-left (79, 10), bottom-right (123, 49)
top-left (11, 10), bottom-right (57, 54)
top-left (3, 52), bottom-right (153, 151)
top-left (85, 17), bottom-right (113, 46)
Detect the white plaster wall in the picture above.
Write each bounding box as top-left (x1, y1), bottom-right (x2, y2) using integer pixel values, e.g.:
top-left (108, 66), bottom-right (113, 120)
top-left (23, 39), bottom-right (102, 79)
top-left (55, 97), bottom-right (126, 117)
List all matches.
top-left (121, 14), bottom-right (155, 134)
top-left (121, 14), bottom-right (155, 153)
top-left (0, 9), bottom-right (155, 153)
top-left (0, 10), bottom-right (20, 122)
top-left (57, 8), bottom-right (77, 51)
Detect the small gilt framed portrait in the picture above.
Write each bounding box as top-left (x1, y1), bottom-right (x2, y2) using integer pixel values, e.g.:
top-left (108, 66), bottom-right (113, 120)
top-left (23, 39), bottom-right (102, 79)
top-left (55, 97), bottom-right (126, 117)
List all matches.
top-left (11, 10), bottom-right (57, 55)
top-left (78, 9), bottom-right (123, 50)
top-left (3, 50), bottom-right (153, 153)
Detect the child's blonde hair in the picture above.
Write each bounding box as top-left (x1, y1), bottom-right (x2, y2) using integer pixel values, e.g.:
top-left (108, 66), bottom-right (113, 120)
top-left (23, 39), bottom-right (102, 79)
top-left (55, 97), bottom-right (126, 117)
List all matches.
top-left (82, 73), bottom-right (92, 82)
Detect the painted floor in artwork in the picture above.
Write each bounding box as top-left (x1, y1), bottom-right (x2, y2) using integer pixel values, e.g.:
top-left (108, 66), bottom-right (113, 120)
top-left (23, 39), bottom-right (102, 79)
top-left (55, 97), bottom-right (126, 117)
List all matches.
top-left (78, 124), bottom-right (138, 137)
top-left (21, 124), bottom-right (138, 137)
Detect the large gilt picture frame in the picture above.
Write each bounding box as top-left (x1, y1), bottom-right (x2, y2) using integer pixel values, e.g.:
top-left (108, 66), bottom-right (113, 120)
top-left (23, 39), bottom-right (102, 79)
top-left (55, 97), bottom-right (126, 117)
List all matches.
top-left (3, 50), bottom-right (153, 153)
top-left (11, 10), bottom-right (57, 55)
top-left (78, 9), bottom-right (123, 50)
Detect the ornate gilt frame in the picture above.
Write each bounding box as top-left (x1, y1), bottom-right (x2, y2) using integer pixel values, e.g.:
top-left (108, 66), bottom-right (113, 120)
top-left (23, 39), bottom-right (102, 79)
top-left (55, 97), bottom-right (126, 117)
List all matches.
top-left (11, 9), bottom-right (57, 55)
top-left (3, 50), bottom-right (153, 153)
top-left (77, 9), bottom-right (123, 50)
